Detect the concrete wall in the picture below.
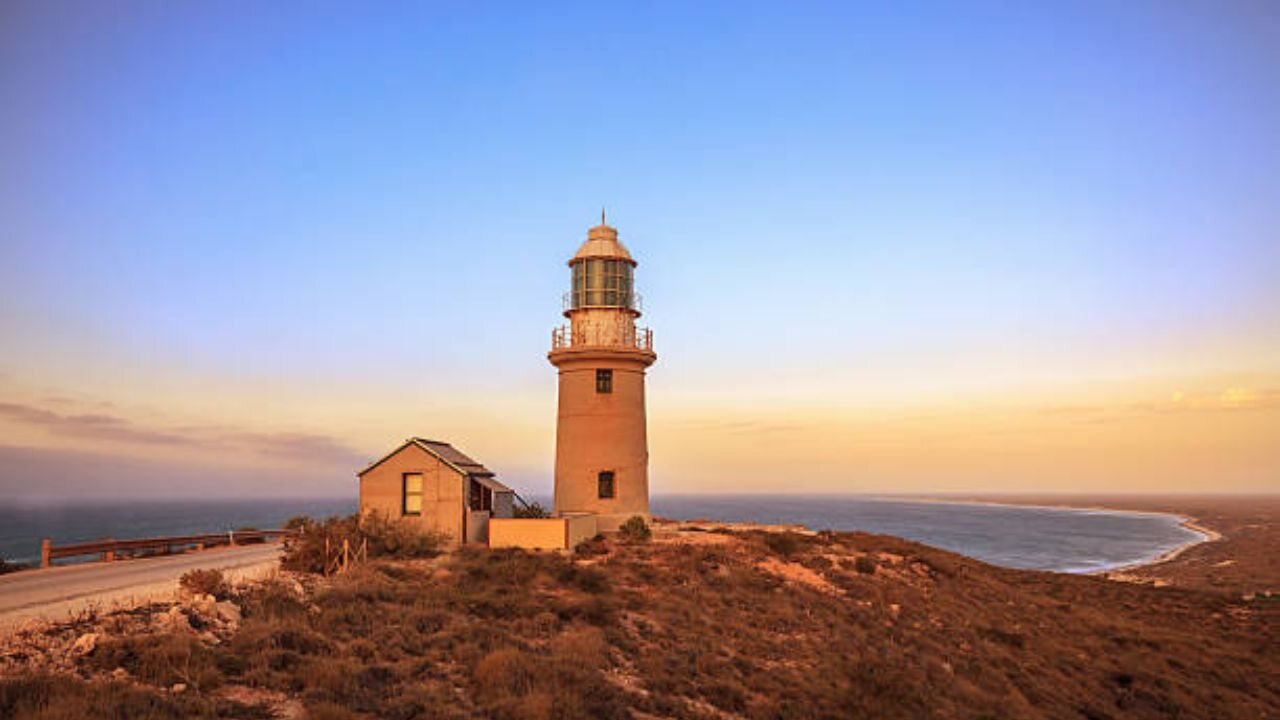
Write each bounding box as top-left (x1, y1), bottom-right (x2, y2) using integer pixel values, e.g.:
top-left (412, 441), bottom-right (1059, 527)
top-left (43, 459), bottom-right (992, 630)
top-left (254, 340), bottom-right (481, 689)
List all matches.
top-left (466, 510), bottom-right (490, 545)
top-left (489, 518), bottom-right (570, 551)
top-left (564, 514), bottom-right (599, 549)
top-left (359, 444), bottom-right (465, 543)
top-left (494, 492), bottom-right (514, 519)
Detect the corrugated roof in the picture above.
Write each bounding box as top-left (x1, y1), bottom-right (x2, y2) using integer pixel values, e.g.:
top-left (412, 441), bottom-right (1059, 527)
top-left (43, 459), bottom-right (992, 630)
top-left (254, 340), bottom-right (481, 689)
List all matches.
top-left (357, 437), bottom-right (496, 479)
top-left (413, 438), bottom-right (493, 476)
top-left (472, 475), bottom-right (513, 494)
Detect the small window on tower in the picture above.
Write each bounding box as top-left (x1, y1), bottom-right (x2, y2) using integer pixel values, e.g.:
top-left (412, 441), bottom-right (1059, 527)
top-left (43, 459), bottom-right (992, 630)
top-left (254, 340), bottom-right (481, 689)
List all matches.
top-left (596, 369), bottom-right (613, 394)
top-left (597, 471), bottom-right (615, 499)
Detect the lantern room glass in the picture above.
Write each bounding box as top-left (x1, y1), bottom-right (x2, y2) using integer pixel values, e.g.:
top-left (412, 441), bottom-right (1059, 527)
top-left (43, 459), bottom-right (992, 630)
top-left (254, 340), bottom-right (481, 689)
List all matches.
top-left (570, 259), bottom-right (633, 309)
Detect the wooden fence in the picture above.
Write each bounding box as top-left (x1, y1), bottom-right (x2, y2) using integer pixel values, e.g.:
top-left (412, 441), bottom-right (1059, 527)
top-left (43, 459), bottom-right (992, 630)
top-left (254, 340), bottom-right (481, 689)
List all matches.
top-left (40, 529), bottom-right (296, 568)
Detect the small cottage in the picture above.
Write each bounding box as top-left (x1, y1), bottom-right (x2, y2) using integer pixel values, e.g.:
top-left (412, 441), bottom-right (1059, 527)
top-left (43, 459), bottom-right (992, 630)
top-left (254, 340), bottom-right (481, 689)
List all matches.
top-left (358, 438), bottom-right (514, 544)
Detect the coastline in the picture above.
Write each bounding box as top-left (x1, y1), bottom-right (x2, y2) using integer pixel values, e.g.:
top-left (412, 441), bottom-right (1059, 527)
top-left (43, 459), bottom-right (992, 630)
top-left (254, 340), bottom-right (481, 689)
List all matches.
top-left (875, 494), bottom-right (1223, 576)
top-left (1091, 514), bottom-right (1221, 577)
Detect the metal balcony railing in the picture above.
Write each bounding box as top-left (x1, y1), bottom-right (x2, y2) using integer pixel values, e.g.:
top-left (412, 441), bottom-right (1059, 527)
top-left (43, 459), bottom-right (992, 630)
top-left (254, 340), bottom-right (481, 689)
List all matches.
top-left (551, 325), bottom-right (654, 352)
top-left (562, 290), bottom-right (643, 314)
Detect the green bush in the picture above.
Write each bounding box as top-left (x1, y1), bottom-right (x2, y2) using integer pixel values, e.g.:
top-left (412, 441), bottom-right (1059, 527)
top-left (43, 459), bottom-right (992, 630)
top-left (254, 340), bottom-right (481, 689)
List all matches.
top-left (618, 516), bottom-right (651, 543)
top-left (0, 556), bottom-right (27, 576)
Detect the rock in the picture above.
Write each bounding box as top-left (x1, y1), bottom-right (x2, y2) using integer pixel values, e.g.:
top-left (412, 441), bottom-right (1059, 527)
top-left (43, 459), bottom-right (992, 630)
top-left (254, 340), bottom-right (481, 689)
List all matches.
top-left (187, 594), bottom-right (218, 620)
top-left (171, 682), bottom-right (187, 694)
top-left (111, 667), bottom-right (129, 680)
top-left (158, 606), bottom-right (192, 633)
top-left (214, 601), bottom-right (242, 626)
top-left (70, 632), bottom-right (98, 656)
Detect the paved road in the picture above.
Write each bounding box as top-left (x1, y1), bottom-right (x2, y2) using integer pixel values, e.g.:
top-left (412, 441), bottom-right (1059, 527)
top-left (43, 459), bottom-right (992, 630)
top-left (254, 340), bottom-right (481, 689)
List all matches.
top-left (0, 542), bottom-right (282, 628)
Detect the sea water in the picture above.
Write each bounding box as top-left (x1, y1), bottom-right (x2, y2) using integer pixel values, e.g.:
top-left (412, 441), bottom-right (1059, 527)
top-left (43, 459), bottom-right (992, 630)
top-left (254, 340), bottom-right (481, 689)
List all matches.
top-left (0, 495), bottom-right (1203, 573)
top-left (651, 495), bottom-right (1204, 573)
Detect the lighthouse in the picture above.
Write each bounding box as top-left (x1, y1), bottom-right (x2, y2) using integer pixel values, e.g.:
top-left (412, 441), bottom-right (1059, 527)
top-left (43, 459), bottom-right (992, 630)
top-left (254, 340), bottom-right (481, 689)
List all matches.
top-left (549, 214), bottom-right (656, 531)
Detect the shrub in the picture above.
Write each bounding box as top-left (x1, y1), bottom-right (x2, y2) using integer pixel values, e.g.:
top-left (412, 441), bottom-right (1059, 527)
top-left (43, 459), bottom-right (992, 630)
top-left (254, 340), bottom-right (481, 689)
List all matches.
top-left (763, 532), bottom-right (803, 558)
top-left (0, 673), bottom-right (252, 719)
top-left (282, 513), bottom-right (444, 574)
top-left (854, 556), bottom-right (877, 575)
top-left (284, 515), bottom-right (314, 532)
top-left (179, 569), bottom-right (229, 599)
top-left (515, 502), bottom-right (551, 519)
top-left (362, 512), bottom-right (446, 559)
top-left (239, 578), bottom-right (308, 622)
top-left (0, 556), bottom-right (27, 576)
top-left (282, 515), bottom-right (359, 574)
top-left (474, 648), bottom-right (537, 698)
top-left (89, 634), bottom-right (223, 691)
top-left (574, 534), bottom-right (608, 557)
top-left (618, 516), bottom-right (651, 543)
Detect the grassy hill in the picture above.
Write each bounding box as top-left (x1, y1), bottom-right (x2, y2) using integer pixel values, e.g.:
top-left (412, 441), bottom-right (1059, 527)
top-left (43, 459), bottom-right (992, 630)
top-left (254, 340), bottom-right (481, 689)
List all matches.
top-left (1, 524), bottom-right (1277, 719)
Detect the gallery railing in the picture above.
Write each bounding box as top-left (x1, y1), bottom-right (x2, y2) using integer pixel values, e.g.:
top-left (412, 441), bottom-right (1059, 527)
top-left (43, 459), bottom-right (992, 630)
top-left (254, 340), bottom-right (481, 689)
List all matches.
top-left (551, 325), bottom-right (654, 352)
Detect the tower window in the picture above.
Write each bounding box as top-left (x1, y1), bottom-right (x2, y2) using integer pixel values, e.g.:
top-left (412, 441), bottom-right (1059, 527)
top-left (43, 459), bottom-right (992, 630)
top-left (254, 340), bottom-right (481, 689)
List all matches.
top-left (403, 473), bottom-right (423, 516)
top-left (596, 369), bottom-right (613, 393)
top-left (597, 471), bottom-right (615, 499)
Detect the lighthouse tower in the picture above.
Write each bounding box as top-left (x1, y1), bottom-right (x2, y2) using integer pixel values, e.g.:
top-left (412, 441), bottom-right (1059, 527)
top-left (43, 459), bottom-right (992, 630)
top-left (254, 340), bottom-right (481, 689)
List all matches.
top-left (549, 214), bottom-right (656, 531)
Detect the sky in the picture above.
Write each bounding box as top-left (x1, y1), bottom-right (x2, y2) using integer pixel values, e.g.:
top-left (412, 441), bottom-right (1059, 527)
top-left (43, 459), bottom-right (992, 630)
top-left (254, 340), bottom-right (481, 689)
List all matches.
top-left (1, 1), bottom-right (1277, 500)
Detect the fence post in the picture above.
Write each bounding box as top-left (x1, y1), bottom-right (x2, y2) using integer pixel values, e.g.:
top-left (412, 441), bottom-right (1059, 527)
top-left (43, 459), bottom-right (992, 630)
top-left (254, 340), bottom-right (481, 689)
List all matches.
top-left (342, 538), bottom-right (350, 573)
top-left (228, 530), bottom-right (237, 547)
top-left (104, 538), bottom-right (115, 563)
top-left (41, 538), bottom-right (51, 568)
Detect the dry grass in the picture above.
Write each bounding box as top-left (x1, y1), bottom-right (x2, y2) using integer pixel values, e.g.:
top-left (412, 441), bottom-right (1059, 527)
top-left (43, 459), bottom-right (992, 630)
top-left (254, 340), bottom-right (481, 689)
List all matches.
top-left (178, 568), bottom-right (229, 599)
top-left (2, 527), bottom-right (1277, 719)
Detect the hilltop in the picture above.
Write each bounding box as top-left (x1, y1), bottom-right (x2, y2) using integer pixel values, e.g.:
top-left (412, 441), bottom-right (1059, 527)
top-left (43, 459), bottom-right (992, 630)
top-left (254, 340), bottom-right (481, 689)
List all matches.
top-left (1, 519), bottom-right (1276, 720)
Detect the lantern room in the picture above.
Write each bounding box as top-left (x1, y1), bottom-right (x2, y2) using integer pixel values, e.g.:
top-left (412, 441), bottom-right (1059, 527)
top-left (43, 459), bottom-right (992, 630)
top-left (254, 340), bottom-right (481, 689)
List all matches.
top-left (564, 219), bottom-right (640, 316)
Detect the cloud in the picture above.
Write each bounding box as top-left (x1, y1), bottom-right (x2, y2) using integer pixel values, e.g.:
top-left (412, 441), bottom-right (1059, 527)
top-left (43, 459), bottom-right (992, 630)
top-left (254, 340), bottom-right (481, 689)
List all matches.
top-left (0, 402), bottom-right (195, 446)
top-left (0, 444), bottom-right (356, 501)
top-left (224, 431), bottom-right (368, 466)
top-left (1036, 387), bottom-right (1280, 425)
top-left (0, 401), bottom-right (364, 467)
top-left (672, 418), bottom-right (807, 437)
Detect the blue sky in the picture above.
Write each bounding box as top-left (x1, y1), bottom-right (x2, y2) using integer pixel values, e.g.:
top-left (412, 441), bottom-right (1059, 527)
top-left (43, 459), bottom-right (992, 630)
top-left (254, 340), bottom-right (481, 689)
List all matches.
top-left (1, 2), bottom-right (1277, 497)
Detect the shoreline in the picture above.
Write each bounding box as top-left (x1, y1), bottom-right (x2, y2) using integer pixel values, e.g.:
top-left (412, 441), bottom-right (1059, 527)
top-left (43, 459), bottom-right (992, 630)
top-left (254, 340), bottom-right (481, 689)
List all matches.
top-left (905, 496), bottom-right (1224, 576)
top-left (1092, 514), bottom-right (1221, 577)
top-left (880, 494), bottom-right (1224, 576)
top-left (829, 495), bottom-right (1225, 576)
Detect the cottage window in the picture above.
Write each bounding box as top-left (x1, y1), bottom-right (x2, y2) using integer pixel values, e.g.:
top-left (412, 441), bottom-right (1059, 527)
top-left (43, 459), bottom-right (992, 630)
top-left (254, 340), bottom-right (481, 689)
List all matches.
top-left (596, 369), bottom-right (613, 394)
top-left (403, 473), bottom-right (423, 516)
top-left (597, 471), bottom-right (615, 499)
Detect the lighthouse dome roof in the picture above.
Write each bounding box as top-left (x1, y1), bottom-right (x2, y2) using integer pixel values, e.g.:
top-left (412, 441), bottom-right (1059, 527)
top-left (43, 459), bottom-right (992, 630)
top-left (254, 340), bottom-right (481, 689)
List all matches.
top-left (571, 222), bottom-right (635, 265)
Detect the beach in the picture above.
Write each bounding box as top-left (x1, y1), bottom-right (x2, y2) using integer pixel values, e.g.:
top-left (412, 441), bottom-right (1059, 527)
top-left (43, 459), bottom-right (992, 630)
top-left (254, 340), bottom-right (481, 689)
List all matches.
top-left (959, 494), bottom-right (1279, 597)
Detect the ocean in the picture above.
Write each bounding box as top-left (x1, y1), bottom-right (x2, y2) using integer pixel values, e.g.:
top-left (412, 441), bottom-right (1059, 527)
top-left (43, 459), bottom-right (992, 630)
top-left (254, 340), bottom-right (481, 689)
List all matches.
top-left (0, 495), bottom-right (1204, 573)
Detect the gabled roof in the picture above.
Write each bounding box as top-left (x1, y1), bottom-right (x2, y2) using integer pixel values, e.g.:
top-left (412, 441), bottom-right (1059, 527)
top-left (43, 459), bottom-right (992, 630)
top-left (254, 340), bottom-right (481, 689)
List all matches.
top-left (357, 437), bottom-right (497, 480)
